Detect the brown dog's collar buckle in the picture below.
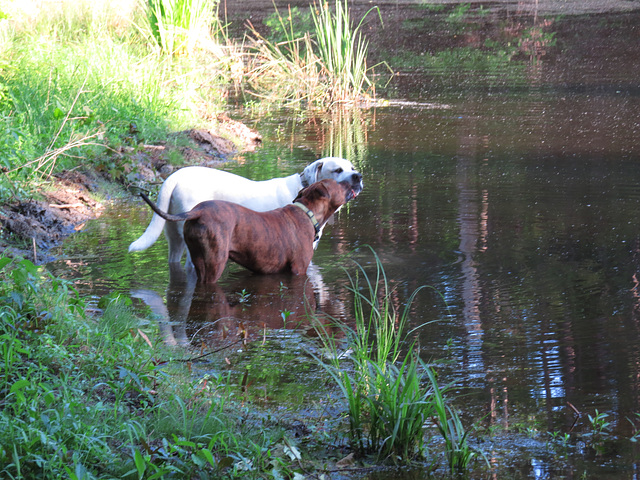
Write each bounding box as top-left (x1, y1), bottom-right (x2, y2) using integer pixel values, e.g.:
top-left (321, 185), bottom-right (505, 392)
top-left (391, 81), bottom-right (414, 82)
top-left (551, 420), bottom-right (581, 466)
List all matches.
top-left (293, 202), bottom-right (320, 240)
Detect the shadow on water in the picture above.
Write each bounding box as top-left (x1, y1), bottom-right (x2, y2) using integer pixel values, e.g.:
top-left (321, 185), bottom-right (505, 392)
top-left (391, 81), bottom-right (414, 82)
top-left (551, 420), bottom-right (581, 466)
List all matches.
top-left (47, 8), bottom-right (640, 479)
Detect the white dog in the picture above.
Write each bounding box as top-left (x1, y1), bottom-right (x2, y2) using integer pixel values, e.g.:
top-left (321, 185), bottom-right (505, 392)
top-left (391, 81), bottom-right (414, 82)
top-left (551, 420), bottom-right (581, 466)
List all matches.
top-left (129, 157), bottom-right (363, 267)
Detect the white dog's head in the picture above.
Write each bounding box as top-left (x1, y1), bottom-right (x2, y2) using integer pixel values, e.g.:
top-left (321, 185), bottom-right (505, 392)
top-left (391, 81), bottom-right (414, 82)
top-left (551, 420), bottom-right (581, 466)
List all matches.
top-left (301, 157), bottom-right (363, 196)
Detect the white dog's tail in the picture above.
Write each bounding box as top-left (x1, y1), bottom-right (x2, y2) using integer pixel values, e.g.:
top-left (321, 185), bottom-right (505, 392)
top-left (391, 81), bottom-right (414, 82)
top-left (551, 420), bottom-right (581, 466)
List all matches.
top-left (128, 174), bottom-right (180, 253)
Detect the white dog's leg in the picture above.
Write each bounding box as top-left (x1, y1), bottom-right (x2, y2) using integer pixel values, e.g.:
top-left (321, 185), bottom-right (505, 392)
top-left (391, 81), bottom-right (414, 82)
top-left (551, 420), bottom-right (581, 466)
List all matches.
top-left (164, 220), bottom-right (187, 264)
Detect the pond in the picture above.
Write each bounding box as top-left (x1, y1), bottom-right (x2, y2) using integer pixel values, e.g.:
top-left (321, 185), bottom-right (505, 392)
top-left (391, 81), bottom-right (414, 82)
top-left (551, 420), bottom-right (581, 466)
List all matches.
top-left (48, 10), bottom-right (640, 479)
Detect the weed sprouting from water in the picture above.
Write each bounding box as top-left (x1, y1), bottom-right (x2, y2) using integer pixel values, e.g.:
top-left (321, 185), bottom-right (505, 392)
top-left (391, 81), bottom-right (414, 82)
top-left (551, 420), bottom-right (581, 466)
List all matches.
top-left (588, 409), bottom-right (611, 436)
top-left (428, 368), bottom-right (483, 473)
top-left (312, 247), bottom-right (481, 469)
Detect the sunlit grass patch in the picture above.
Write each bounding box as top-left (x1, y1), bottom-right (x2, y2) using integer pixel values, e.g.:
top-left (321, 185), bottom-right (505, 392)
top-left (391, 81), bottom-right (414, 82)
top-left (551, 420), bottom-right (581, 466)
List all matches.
top-left (144, 0), bottom-right (220, 56)
top-left (0, 0), bottom-right (234, 201)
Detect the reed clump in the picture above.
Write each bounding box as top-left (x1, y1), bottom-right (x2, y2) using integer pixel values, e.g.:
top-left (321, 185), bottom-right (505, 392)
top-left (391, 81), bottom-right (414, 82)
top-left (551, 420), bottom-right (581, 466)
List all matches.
top-left (246, 0), bottom-right (386, 108)
top-left (313, 248), bottom-right (482, 469)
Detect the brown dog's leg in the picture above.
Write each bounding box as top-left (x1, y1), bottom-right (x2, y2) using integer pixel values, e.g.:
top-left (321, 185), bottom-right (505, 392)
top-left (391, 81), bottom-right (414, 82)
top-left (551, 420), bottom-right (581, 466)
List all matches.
top-left (185, 222), bottom-right (230, 284)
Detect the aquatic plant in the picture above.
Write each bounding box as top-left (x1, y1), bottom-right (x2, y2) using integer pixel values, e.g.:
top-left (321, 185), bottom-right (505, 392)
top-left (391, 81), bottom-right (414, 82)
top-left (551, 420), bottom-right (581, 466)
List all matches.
top-left (247, 0), bottom-right (385, 108)
top-left (588, 409), bottom-right (611, 436)
top-left (312, 248), bottom-right (487, 469)
top-left (427, 368), bottom-right (483, 473)
top-left (366, 355), bottom-right (437, 460)
top-left (310, 0), bottom-right (376, 104)
top-left (246, 7), bottom-right (328, 107)
top-left (313, 248), bottom-right (443, 461)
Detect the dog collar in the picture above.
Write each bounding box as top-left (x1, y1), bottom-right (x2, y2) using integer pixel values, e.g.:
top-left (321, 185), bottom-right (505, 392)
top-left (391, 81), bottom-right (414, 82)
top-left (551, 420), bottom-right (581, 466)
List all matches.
top-left (293, 202), bottom-right (320, 240)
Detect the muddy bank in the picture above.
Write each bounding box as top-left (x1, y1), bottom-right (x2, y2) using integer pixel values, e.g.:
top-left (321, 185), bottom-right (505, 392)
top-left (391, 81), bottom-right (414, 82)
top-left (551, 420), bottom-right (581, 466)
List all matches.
top-left (0, 119), bottom-right (262, 264)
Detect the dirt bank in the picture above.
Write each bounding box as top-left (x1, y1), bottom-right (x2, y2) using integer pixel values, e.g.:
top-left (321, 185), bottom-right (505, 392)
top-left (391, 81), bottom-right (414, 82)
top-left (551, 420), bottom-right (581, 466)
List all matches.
top-left (0, 119), bottom-right (261, 264)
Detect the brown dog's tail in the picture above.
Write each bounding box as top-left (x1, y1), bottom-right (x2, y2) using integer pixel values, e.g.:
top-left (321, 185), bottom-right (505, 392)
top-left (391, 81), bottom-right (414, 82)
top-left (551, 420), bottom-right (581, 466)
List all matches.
top-left (140, 192), bottom-right (187, 222)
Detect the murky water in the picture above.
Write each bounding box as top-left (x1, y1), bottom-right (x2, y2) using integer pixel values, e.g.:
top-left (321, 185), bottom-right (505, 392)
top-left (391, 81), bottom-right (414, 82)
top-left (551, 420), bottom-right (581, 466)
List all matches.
top-left (48, 11), bottom-right (640, 479)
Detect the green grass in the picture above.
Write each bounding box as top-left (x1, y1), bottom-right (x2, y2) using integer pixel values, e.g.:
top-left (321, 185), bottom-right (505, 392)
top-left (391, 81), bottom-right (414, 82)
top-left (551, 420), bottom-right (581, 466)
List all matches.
top-left (0, 255), bottom-right (298, 479)
top-left (145, 0), bottom-right (220, 56)
top-left (0, 0), bottom-right (232, 202)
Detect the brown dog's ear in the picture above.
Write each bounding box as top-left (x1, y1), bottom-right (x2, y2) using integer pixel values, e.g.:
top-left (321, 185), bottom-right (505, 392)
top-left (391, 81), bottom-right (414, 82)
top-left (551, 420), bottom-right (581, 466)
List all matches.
top-left (293, 181), bottom-right (330, 203)
top-left (293, 185), bottom-right (307, 203)
top-left (316, 181), bottom-right (330, 198)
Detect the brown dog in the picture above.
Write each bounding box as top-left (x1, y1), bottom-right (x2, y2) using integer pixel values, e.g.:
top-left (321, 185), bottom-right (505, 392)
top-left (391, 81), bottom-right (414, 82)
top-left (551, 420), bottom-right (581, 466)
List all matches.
top-left (140, 178), bottom-right (359, 283)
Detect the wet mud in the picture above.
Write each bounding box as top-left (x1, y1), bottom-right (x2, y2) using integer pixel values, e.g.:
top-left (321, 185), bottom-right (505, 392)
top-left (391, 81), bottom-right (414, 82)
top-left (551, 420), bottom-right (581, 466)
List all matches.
top-left (0, 119), bottom-right (261, 263)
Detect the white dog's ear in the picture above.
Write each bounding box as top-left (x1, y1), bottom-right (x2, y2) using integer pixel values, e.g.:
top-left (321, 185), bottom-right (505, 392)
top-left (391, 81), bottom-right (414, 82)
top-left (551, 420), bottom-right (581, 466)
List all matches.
top-left (314, 161), bottom-right (323, 182)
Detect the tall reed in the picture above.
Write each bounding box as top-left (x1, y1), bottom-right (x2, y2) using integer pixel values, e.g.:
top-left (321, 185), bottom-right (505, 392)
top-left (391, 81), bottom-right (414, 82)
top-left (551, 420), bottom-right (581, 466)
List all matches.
top-left (246, 16), bottom-right (326, 107)
top-left (312, 248), bottom-right (435, 460)
top-left (427, 368), bottom-right (484, 473)
top-left (247, 0), bottom-right (385, 107)
top-left (310, 0), bottom-right (376, 104)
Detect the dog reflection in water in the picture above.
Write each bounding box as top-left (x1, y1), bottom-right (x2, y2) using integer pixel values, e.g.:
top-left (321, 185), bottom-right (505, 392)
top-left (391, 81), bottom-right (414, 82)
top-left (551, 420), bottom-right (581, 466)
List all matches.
top-left (131, 265), bottom-right (347, 348)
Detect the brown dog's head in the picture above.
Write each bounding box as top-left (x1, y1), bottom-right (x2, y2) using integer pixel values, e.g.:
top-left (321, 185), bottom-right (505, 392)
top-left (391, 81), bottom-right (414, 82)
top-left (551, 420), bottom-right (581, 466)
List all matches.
top-left (293, 178), bottom-right (359, 224)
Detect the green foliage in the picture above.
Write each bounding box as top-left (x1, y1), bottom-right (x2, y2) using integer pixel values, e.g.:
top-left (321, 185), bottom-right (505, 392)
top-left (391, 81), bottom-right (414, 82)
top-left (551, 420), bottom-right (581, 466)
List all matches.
top-left (263, 6), bottom-right (314, 46)
top-left (0, 255), bottom-right (297, 479)
top-left (313, 248), bottom-right (479, 469)
top-left (366, 356), bottom-right (436, 460)
top-left (0, 1), bottom-right (232, 202)
top-left (588, 409), bottom-right (611, 436)
top-left (447, 3), bottom-right (473, 22)
top-left (428, 368), bottom-right (486, 473)
top-left (247, 0), bottom-right (385, 108)
top-left (145, 0), bottom-right (220, 56)
top-left (310, 0), bottom-right (377, 104)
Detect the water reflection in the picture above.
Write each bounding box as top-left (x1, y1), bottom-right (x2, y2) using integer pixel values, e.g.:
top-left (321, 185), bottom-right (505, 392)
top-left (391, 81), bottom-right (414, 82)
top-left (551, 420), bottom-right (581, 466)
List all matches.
top-left (131, 262), bottom-right (347, 349)
top-left (456, 159), bottom-right (485, 380)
